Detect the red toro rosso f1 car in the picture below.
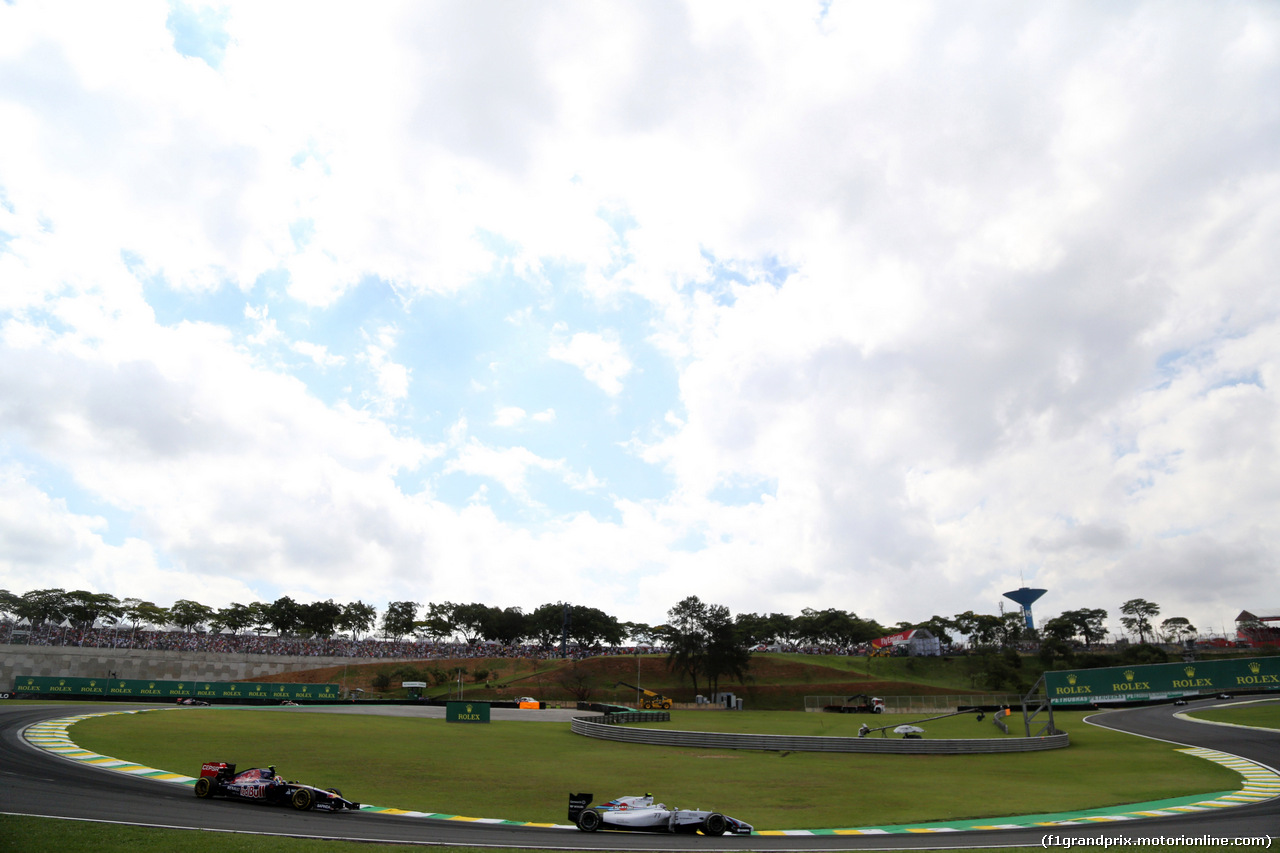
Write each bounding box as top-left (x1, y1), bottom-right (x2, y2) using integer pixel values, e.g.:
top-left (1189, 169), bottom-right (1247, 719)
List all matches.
top-left (569, 793), bottom-right (752, 835)
top-left (194, 763), bottom-right (360, 812)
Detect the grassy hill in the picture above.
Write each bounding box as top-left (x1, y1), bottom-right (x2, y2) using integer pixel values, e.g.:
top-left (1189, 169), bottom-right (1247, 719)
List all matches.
top-left (255, 651), bottom-right (1030, 710)
top-left (258, 645), bottom-right (1277, 710)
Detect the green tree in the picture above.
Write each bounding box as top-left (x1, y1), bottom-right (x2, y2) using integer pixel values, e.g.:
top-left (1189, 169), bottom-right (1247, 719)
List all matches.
top-left (622, 621), bottom-right (656, 645)
top-left (266, 596), bottom-right (303, 637)
top-left (121, 598), bottom-right (169, 635)
top-left (566, 604), bottom-right (624, 647)
top-left (63, 591), bottom-right (122, 635)
top-left (1063, 608), bottom-right (1109, 648)
top-left (246, 601), bottom-right (272, 635)
top-left (996, 611), bottom-right (1024, 649)
top-left (954, 611), bottom-right (1004, 648)
top-left (662, 595), bottom-right (709, 696)
top-left (766, 612), bottom-right (799, 645)
top-left (18, 588), bottom-right (69, 630)
top-left (733, 612), bottom-right (773, 647)
top-left (703, 604), bottom-right (752, 696)
top-left (1119, 598), bottom-right (1160, 644)
top-left (169, 599), bottom-right (214, 633)
top-left (381, 600), bottom-right (419, 641)
top-left (1042, 613), bottom-right (1077, 643)
top-left (213, 603), bottom-right (255, 635)
top-left (1037, 631), bottom-right (1074, 668)
top-left (528, 602), bottom-right (578, 650)
top-left (340, 601), bottom-right (377, 640)
top-left (299, 599), bottom-right (343, 640)
top-left (916, 615), bottom-right (959, 645)
top-left (1160, 616), bottom-right (1197, 643)
top-left (482, 606), bottom-right (530, 646)
top-left (417, 601), bottom-right (456, 642)
top-left (451, 602), bottom-right (491, 643)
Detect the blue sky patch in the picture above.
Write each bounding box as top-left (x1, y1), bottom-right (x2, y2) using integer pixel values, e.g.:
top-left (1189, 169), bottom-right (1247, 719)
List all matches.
top-left (166, 1), bottom-right (230, 69)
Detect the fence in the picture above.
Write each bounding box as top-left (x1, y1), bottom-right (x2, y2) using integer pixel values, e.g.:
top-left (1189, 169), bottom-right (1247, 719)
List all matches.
top-left (570, 715), bottom-right (1068, 754)
top-left (804, 694), bottom-right (1025, 713)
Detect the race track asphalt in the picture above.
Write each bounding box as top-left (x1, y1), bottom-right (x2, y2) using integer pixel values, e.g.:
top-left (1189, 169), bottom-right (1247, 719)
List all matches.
top-left (1, 699), bottom-right (1276, 850)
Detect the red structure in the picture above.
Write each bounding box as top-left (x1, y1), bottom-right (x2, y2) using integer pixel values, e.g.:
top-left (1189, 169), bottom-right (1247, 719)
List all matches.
top-left (1235, 609), bottom-right (1280, 647)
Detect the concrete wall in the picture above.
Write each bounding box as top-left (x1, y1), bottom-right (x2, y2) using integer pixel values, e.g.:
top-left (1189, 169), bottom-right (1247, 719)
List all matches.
top-left (3, 644), bottom-right (356, 689)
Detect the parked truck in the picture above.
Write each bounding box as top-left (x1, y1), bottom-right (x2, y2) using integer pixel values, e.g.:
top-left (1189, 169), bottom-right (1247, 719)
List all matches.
top-left (614, 681), bottom-right (674, 710)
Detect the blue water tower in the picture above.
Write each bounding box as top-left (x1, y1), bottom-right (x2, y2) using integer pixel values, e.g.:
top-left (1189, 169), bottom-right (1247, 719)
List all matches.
top-left (1003, 587), bottom-right (1047, 631)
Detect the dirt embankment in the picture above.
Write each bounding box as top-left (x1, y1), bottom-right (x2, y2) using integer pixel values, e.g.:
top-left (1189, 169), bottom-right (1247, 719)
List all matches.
top-left (247, 653), bottom-right (981, 710)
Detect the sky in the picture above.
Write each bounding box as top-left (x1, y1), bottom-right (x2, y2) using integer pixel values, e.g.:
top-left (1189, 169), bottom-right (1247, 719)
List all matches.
top-left (0, 1), bottom-right (1277, 641)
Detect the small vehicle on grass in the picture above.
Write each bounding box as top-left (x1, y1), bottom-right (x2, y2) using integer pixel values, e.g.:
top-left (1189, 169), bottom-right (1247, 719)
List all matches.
top-left (823, 693), bottom-right (885, 714)
top-left (569, 793), bottom-right (752, 836)
top-left (194, 762), bottom-right (360, 812)
top-left (613, 681), bottom-right (674, 710)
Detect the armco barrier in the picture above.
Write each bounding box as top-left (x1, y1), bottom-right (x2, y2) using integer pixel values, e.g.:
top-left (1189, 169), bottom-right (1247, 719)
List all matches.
top-left (570, 716), bottom-right (1069, 754)
top-left (598, 711), bottom-right (671, 724)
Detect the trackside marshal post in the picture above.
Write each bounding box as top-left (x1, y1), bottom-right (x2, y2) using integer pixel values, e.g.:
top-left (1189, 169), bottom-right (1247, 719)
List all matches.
top-left (446, 701), bottom-right (490, 723)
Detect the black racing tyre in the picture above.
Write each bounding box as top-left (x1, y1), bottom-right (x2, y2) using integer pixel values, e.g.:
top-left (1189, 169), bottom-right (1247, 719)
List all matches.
top-left (576, 808), bottom-right (602, 832)
top-left (327, 787), bottom-right (343, 798)
top-left (291, 787), bottom-right (315, 811)
top-left (194, 777), bottom-right (213, 798)
top-left (872, 705), bottom-right (883, 713)
top-left (701, 813), bottom-right (727, 836)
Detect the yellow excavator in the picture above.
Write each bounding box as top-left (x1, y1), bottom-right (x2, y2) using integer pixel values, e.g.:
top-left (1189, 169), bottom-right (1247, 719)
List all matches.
top-left (614, 681), bottom-right (673, 710)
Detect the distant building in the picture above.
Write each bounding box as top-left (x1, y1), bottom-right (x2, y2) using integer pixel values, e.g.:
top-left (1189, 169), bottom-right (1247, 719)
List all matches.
top-left (1235, 609), bottom-right (1280, 647)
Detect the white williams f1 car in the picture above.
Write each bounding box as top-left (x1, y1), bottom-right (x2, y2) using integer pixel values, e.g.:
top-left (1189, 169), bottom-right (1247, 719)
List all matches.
top-left (569, 793), bottom-right (752, 836)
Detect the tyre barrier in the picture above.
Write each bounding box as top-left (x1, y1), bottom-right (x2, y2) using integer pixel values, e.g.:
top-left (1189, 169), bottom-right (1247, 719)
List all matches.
top-left (570, 715), bottom-right (1069, 753)
top-left (597, 711), bottom-right (671, 724)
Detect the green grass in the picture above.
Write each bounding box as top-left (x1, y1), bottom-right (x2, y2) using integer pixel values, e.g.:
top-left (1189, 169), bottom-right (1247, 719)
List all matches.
top-left (69, 708), bottom-right (1240, 831)
top-left (0, 815), bottom-right (1242, 853)
top-left (1186, 699), bottom-right (1280, 730)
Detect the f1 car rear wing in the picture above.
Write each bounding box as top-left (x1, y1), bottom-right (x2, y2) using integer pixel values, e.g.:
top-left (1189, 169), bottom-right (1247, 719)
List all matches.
top-left (568, 792), bottom-right (593, 822)
top-left (200, 762), bottom-right (236, 779)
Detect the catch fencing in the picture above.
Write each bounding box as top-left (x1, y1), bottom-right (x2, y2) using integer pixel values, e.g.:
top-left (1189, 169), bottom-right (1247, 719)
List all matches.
top-left (805, 694), bottom-right (1024, 713)
top-left (571, 715), bottom-right (1068, 754)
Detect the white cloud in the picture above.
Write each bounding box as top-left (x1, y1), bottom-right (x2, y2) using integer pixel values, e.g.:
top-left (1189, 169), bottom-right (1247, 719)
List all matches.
top-left (292, 340), bottom-right (345, 368)
top-left (358, 326), bottom-right (410, 414)
top-left (494, 406), bottom-right (555, 427)
top-left (548, 327), bottom-right (632, 396)
top-left (0, 1), bottom-right (1277, 637)
top-left (493, 406), bottom-right (526, 427)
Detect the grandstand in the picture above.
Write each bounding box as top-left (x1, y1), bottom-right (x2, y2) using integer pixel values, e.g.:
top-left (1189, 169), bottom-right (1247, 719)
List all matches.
top-left (1235, 608), bottom-right (1280, 647)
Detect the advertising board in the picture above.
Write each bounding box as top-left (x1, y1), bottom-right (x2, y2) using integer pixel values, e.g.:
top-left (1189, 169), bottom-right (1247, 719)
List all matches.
top-left (11, 676), bottom-right (341, 701)
top-left (1045, 657), bottom-right (1280, 704)
top-left (446, 700), bottom-right (491, 722)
